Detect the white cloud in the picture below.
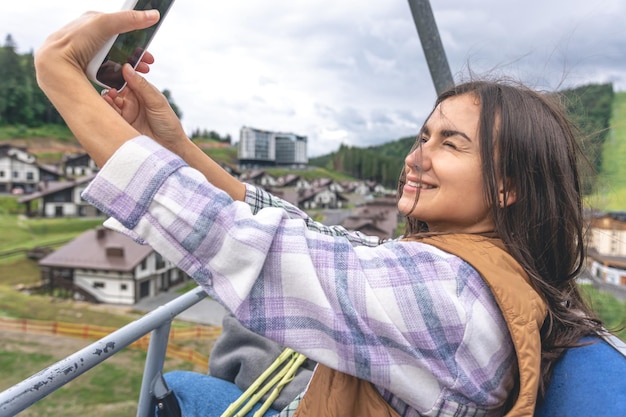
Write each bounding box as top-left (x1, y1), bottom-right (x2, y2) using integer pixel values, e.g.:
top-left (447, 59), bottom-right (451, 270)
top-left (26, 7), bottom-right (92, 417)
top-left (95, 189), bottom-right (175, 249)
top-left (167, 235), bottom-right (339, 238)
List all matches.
top-left (2, 0), bottom-right (625, 156)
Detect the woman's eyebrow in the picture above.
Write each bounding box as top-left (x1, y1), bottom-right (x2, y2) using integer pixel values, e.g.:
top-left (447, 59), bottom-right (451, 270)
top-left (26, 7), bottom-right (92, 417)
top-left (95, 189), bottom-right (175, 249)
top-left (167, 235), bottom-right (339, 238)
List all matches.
top-left (441, 129), bottom-right (472, 142)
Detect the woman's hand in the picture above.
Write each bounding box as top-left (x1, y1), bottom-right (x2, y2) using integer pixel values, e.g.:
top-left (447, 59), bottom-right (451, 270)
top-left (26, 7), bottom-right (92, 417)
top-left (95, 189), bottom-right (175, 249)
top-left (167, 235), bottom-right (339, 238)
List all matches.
top-left (36, 10), bottom-right (160, 96)
top-left (34, 10), bottom-right (161, 167)
top-left (101, 63), bottom-right (189, 155)
top-left (103, 62), bottom-right (246, 201)
top-left (35, 9), bottom-right (246, 201)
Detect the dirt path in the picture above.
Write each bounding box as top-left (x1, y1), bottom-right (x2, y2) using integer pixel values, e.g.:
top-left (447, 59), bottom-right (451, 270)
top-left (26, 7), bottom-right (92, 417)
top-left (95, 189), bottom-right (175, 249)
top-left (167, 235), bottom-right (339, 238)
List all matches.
top-left (1, 328), bottom-right (90, 356)
top-left (4, 137), bottom-right (83, 154)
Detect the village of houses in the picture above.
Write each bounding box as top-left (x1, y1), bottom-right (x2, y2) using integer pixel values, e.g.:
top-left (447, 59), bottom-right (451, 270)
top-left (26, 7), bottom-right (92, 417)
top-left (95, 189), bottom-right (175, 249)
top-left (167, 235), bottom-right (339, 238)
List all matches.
top-left (1, 132), bottom-right (400, 306)
top-left (2, 127), bottom-right (626, 308)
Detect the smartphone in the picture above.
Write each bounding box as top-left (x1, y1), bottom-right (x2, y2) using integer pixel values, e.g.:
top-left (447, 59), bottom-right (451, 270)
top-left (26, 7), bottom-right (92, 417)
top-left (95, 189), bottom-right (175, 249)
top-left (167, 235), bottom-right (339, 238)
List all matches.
top-left (86, 0), bottom-right (175, 91)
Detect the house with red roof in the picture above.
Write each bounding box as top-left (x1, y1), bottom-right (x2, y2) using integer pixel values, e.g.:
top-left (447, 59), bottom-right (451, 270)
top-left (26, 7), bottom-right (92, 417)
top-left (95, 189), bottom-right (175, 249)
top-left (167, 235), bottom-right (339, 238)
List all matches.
top-left (39, 227), bottom-right (189, 304)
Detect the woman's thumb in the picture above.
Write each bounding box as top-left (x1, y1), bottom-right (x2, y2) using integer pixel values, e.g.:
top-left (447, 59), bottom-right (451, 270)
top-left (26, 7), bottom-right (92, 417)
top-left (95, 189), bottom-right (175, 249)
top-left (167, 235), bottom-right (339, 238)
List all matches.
top-left (122, 63), bottom-right (164, 107)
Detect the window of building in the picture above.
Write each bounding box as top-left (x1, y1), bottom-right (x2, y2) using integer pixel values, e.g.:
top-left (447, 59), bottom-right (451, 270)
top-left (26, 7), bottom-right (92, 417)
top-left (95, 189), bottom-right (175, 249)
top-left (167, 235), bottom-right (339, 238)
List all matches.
top-left (26, 172), bottom-right (34, 180)
top-left (120, 284), bottom-right (128, 291)
top-left (155, 253), bottom-right (166, 270)
top-left (93, 282), bottom-right (105, 289)
top-left (139, 281), bottom-right (150, 298)
top-left (611, 231), bottom-right (618, 255)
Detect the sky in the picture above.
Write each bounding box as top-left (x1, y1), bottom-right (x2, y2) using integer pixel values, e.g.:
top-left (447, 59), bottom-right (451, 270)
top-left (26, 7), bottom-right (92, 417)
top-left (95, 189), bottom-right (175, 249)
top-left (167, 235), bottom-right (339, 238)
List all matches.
top-left (2, 0), bottom-right (625, 157)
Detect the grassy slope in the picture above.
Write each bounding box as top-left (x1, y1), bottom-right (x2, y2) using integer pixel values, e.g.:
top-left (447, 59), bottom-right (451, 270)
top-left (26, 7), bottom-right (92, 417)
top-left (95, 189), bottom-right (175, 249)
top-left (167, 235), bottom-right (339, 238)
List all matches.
top-left (0, 215), bottom-right (104, 254)
top-left (0, 331), bottom-right (198, 417)
top-left (589, 91), bottom-right (626, 210)
top-left (0, 212), bottom-right (213, 416)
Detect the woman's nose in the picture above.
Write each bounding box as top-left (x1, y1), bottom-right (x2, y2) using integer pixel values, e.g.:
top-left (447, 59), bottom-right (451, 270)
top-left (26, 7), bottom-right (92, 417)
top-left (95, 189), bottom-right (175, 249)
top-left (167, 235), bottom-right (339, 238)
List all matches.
top-left (405, 145), bottom-right (430, 172)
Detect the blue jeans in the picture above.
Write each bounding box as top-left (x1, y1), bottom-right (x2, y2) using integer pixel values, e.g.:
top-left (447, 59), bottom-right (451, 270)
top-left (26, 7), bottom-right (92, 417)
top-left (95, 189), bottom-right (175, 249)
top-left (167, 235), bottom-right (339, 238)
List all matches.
top-left (158, 371), bottom-right (280, 417)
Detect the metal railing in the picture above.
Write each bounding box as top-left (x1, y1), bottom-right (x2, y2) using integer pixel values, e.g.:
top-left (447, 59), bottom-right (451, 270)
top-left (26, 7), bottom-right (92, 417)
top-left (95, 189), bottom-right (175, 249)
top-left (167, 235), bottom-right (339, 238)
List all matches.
top-left (0, 286), bottom-right (207, 417)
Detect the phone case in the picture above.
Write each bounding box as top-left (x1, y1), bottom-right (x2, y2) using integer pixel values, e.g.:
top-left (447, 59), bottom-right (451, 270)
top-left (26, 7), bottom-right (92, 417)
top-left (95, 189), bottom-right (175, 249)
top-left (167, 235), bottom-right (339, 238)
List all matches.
top-left (86, 0), bottom-right (175, 91)
top-left (86, 0), bottom-right (139, 90)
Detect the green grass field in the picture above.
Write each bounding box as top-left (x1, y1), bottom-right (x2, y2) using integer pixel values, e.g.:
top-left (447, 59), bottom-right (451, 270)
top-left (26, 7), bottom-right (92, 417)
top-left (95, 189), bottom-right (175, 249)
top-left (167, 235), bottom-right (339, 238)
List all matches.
top-left (589, 91), bottom-right (626, 210)
top-left (0, 346), bottom-right (144, 417)
top-left (0, 213), bottom-right (104, 263)
top-left (0, 331), bottom-right (199, 417)
top-left (0, 125), bottom-right (75, 142)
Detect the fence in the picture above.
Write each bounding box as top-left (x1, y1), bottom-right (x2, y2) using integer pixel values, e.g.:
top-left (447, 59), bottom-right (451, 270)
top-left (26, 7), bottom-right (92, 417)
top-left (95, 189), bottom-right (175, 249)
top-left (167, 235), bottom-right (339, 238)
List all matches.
top-left (0, 316), bottom-right (221, 368)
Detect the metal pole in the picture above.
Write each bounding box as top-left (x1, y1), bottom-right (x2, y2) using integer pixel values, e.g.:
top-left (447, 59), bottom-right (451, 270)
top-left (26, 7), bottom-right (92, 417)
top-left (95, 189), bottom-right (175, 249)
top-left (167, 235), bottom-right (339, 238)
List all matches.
top-left (136, 322), bottom-right (172, 417)
top-left (407, 0), bottom-right (454, 95)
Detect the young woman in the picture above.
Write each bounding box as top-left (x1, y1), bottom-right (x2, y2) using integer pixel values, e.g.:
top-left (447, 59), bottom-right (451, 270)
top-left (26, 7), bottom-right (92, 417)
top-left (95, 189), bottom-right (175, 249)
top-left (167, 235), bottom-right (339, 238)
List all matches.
top-left (35, 9), bottom-right (607, 417)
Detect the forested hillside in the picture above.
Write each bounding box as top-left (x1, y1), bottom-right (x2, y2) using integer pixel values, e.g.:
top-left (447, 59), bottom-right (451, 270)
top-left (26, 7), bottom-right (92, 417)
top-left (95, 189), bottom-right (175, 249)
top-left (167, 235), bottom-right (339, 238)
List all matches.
top-left (561, 83), bottom-right (614, 194)
top-left (310, 83), bottom-right (615, 192)
top-left (0, 35), bottom-right (63, 126)
top-left (0, 35), bottom-right (183, 129)
top-left (594, 91), bottom-right (626, 210)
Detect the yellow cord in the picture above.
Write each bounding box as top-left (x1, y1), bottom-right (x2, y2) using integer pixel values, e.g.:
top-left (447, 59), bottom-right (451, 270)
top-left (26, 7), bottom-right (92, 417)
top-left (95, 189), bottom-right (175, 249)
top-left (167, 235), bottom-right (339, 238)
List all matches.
top-left (219, 348), bottom-right (307, 417)
top-left (253, 353), bottom-right (307, 417)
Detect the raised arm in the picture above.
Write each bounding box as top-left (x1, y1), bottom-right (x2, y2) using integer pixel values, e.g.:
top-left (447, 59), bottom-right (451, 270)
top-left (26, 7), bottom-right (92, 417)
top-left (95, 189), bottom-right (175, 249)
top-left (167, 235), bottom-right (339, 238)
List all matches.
top-left (35, 10), bottom-right (246, 201)
top-left (102, 63), bottom-right (246, 201)
top-left (35, 11), bottom-right (150, 166)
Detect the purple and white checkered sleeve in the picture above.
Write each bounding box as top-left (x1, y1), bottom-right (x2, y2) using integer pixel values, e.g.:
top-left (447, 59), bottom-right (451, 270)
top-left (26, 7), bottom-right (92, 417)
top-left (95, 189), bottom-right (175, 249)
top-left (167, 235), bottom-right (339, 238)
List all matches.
top-left (244, 183), bottom-right (382, 247)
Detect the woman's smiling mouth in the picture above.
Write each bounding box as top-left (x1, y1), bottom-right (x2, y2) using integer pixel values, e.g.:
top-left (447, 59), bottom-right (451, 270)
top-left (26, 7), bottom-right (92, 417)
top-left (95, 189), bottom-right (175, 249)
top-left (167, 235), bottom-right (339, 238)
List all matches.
top-left (405, 180), bottom-right (436, 190)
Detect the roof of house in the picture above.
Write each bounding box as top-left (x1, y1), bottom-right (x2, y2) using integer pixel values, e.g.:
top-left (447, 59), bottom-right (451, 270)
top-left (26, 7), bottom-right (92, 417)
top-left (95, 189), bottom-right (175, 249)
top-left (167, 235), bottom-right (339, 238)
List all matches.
top-left (39, 227), bottom-right (153, 272)
top-left (0, 144), bottom-right (28, 156)
top-left (62, 152), bottom-right (90, 163)
top-left (298, 188), bottom-right (349, 203)
top-left (0, 145), bottom-right (36, 164)
top-left (18, 174), bottom-right (95, 203)
top-left (277, 173), bottom-right (302, 187)
top-left (592, 214), bottom-right (626, 231)
top-left (339, 197), bottom-right (399, 238)
top-left (588, 250), bottom-right (626, 269)
top-left (240, 169), bottom-right (273, 181)
top-left (38, 164), bottom-right (64, 176)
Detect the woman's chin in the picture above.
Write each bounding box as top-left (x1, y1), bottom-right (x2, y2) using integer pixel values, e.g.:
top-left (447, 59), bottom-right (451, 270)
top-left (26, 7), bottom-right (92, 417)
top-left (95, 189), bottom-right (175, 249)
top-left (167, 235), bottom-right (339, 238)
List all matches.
top-left (397, 201), bottom-right (420, 217)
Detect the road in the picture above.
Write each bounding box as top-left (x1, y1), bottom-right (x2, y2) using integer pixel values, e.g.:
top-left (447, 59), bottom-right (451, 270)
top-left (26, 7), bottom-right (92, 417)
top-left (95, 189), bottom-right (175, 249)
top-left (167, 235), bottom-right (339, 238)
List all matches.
top-left (133, 287), bottom-right (229, 326)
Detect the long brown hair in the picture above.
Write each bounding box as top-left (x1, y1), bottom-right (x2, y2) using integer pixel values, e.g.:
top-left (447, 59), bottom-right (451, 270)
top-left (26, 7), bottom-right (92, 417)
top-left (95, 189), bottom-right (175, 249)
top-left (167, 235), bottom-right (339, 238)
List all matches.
top-left (398, 79), bottom-right (604, 399)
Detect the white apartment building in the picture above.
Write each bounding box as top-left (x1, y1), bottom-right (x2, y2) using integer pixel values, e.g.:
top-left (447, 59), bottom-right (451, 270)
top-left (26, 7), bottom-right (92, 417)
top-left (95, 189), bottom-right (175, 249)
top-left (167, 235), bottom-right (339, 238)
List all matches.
top-left (238, 126), bottom-right (308, 169)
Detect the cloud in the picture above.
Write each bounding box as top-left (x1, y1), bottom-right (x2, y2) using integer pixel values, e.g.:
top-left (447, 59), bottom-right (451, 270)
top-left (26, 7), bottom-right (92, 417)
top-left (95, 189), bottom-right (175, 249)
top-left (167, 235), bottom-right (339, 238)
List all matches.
top-left (2, 0), bottom-right (626, 156)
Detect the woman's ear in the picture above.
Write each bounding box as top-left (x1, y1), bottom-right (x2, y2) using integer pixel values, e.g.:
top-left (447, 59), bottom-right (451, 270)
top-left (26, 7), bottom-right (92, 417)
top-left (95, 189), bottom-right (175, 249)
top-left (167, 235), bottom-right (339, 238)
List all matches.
top-left (498, 179), bottom-right (517, 208)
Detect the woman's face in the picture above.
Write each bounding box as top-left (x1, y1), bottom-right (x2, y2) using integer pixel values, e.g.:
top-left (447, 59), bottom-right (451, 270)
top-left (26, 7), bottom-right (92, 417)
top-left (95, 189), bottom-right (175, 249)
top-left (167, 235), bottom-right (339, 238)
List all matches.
top-left (398, 93), bottom-right (495, 233)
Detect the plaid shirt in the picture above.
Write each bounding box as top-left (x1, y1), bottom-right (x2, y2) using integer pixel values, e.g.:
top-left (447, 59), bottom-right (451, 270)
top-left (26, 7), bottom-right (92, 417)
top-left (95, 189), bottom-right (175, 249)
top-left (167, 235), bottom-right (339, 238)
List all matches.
top-left (244, 183), bottom-right (383, 247)
top-left (83, 136), bottom-right (514, 417)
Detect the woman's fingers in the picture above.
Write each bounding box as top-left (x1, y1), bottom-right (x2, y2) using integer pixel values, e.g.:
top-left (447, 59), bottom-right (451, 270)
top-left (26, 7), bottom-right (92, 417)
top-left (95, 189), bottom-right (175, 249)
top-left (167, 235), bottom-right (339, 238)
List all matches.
top-left (37, 10), bottom-right (160, 72)
top-left (122, 64), bottom-right (167, 109)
